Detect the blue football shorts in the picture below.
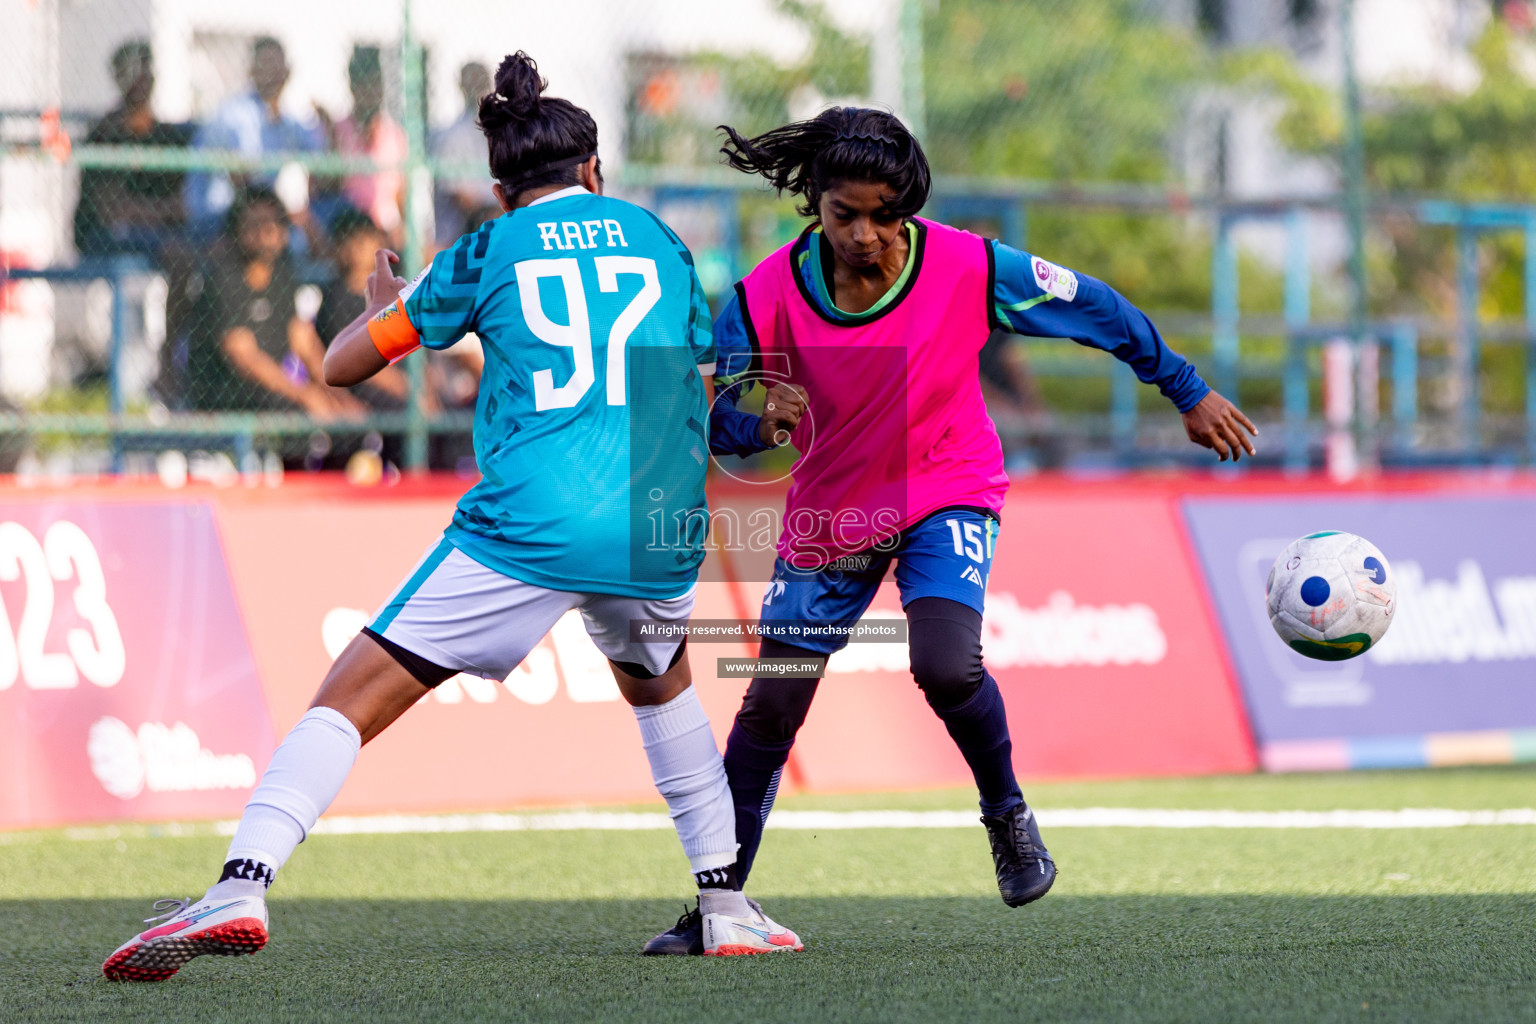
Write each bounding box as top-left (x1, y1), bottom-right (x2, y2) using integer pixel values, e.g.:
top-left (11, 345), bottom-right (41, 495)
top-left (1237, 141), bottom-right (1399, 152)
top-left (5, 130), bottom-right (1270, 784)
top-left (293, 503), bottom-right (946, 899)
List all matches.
top-left (756, 507), bottom-right (999, 655)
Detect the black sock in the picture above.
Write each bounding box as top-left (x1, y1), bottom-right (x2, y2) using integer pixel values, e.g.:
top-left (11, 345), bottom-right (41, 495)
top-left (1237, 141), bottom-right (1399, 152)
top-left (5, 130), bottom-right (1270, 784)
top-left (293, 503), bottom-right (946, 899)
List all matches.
top-left (722, 722), bottom-right (794, 885)
top-left (218, 857), bottom-right (275, 889)
top-left (931, 672), bottom-right (1024, 818)
top-left (693, 861), bottom-right (741, 892)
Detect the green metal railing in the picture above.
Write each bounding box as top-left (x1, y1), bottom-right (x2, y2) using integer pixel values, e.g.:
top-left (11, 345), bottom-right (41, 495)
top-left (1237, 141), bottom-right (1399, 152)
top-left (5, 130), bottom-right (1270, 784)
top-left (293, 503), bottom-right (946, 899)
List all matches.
top-left (6, 171), bottom-right (1536, 470)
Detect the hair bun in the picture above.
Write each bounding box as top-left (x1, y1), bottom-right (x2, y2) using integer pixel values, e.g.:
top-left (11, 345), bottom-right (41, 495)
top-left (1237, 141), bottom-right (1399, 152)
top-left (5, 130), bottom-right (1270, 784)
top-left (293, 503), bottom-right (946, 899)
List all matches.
top-left (478, 51), bottom-right (546, 132)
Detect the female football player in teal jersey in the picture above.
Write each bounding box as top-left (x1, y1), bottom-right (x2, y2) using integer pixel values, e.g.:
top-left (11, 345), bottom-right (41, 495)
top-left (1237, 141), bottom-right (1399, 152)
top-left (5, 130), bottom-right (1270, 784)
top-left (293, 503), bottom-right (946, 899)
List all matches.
top-left (645, 106), bottom-right (1256, 954)
top-left (103, 52), bottom-right (801, 981)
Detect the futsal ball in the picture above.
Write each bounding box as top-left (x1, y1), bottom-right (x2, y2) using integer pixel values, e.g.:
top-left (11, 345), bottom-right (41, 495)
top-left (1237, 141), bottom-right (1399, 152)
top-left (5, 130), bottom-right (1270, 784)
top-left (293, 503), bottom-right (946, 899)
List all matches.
top-left (1265, 531), bottom-right (1395, 661)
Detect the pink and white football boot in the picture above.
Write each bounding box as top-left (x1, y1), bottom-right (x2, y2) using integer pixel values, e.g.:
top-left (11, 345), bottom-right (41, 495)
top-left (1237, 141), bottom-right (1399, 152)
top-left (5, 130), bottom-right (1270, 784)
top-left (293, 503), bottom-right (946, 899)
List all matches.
top-left (102, 894), bottom-right (268, 981)
top-left (701, 901), bottom-right (803, 956)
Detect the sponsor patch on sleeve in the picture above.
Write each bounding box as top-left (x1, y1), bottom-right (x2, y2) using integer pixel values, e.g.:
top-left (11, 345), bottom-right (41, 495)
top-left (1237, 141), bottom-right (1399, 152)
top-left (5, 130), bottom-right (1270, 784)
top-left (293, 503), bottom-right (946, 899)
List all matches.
top-left (1030, 256), bottom-right (1079, 303)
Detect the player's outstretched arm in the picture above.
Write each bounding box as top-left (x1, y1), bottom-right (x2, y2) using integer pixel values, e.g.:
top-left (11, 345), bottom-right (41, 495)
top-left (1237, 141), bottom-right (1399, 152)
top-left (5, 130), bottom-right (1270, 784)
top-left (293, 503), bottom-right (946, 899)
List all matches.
top-left (1182, 390), bottom-right (1258, 462)
top-left (989, 241), bottom-right (1211, 413)
top-left (324, 249), bottom-right (408, 387)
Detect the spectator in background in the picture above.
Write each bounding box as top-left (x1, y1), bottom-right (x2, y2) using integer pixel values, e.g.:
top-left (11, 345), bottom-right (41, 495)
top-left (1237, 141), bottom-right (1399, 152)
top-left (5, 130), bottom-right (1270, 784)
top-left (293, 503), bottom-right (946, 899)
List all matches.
top-left (185, 37), bottom-right (323, 245)
top-left (315, 207), bottom-right (409, 418)
top-left (73, 41), bottom-right (193, 259)
top-left (189, 186), bottom-right (360, 420)
top-left (430, 61), bottom-right (495, 245)
top-left (324, 47), bottom-right (406, 245)
top-left (315, 206), bottom-right (485, 472)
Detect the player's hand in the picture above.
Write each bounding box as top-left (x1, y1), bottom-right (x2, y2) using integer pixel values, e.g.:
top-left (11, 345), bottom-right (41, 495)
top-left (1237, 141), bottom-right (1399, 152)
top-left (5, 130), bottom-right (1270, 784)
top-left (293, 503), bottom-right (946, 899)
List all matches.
top-left (758, 382), bottom-right (808, 447)
top-left (1182, 390), bottom-right (1258, 462)
top-left (366, 249), bottom-right (408, 311)
top-left (326, 386), bottom-right (369, 420)
top-left (313, 102), bottom-right (336, 142)
top-left (298, 385), bottom-right (340, 423)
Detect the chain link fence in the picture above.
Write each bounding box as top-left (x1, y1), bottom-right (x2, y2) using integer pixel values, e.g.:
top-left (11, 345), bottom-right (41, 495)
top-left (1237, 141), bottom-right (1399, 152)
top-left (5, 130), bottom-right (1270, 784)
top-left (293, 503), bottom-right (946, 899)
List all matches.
top-left (1, 0), bottom-right (1534, 478)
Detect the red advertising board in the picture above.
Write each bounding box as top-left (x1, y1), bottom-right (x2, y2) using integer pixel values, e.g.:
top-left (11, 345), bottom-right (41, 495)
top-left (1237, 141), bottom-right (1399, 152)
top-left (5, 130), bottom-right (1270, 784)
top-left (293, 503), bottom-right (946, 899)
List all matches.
top-left (213, 481), bottom-right (754, 816)
top-left (2, 474), bottom-right (1269, 830)
top-left (986, 492), bottom-right (1255, 776)
top-left (0, 498), bottom-right (276, 830)
top-left (795, 488), bottom-right (1257, 789)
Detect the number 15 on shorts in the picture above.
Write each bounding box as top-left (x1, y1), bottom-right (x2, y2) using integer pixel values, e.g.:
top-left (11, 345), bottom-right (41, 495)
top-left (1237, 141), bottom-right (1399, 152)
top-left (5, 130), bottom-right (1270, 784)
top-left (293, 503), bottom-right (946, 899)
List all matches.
top-left (946, 518), bottom-right (992, 563)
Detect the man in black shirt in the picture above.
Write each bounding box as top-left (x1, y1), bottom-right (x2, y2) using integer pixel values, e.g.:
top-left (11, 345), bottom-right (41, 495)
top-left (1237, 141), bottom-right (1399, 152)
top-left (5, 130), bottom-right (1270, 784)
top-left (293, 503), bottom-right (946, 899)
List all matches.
top-left (312, 208), bottom-right (412, 468)
top-left (73, 41), bottom-right (192, 258)
top-left (312, 215), bottom-right (368, 345)
top-left (315, 206), bottom-right (487, 470)
top-left (314, 208), bottom-right (408, 412)
top-left (189, 188), bottom-right (362, 417)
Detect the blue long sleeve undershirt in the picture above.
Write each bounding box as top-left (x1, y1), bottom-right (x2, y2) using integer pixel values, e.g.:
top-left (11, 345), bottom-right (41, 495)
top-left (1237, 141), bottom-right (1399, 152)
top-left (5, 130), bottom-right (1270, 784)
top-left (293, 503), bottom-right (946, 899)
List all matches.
top-left (988, 241), bottom-right (1209, 413)
top-left (707, 297), bottom-right (773, 457)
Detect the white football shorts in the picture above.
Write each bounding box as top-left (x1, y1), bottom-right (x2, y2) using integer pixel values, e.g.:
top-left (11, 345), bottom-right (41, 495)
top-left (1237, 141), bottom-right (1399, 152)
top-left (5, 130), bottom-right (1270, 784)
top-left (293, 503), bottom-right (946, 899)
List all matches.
top-left (368, 536), bottom-right (694, 679)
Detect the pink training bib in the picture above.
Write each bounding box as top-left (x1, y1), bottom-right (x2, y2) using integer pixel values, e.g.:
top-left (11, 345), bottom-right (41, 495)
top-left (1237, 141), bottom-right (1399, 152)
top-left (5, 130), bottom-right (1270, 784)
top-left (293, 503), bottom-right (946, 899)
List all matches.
top-left (738, 217), bottom-right (1007, 567)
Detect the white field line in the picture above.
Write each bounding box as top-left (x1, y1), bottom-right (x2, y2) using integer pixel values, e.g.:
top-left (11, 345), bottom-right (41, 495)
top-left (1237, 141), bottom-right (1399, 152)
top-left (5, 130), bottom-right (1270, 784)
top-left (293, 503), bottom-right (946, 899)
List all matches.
top-left (21, 806), bottom-right (1536, 843)
top-left (310, 807), bottom-right (1536, 834)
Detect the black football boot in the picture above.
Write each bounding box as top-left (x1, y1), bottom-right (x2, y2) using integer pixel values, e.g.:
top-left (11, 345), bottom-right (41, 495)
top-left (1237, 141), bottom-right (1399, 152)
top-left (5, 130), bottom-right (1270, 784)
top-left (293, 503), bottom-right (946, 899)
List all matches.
top-left (981, 802), bottom-right (1057, 907)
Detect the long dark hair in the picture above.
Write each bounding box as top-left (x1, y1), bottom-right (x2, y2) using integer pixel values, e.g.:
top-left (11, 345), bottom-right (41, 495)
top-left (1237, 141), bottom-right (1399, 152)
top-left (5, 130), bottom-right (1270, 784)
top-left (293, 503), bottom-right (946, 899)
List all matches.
top-left (478, 51), bottom-right (599, 196)
top-left (719, 107), bottom-right (930, 219)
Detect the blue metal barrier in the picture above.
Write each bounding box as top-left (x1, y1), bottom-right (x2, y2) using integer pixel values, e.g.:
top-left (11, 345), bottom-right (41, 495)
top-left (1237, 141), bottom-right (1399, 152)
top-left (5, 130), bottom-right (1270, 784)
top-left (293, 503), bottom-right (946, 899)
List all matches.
top-left (4, 256), bottom-right (149, 470)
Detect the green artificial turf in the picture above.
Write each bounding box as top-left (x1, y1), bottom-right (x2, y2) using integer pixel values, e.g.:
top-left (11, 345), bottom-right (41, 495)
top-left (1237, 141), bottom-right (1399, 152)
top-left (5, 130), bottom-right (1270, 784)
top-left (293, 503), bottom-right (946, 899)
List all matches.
top-left (2, 768), bottom-right (1534, 1023)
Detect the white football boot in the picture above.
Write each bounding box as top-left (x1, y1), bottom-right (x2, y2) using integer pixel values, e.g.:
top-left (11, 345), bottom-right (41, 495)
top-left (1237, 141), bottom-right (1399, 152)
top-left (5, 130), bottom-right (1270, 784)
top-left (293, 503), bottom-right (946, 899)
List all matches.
top-left (701, 900), bottom-right (803, 956)
top-left (102, 894), bottom-right (268, 981)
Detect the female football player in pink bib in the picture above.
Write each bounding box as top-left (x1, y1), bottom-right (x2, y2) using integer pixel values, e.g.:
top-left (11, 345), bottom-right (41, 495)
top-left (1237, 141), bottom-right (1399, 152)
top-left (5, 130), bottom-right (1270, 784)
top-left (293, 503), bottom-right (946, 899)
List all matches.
top-left (645, 107), bottom-right (1257, 954)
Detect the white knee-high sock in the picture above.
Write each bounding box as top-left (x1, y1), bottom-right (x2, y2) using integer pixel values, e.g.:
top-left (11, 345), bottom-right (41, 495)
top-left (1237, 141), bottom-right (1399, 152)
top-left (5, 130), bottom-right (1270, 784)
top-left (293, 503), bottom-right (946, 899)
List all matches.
top-left (632, 687), bottom-right (738, 876)
top-left (208, 706), bottom-right (361, 898)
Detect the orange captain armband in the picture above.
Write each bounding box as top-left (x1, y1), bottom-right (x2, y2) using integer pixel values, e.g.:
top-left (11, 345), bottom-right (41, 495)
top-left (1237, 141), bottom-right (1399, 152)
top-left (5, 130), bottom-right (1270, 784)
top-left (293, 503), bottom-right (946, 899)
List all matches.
top-left (367, 298), bottom-right (422, 363)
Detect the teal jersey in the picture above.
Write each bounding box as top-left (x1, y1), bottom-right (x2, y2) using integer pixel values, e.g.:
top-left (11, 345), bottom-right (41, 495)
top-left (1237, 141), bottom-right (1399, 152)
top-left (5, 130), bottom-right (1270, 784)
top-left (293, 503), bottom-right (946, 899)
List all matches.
top-left (400, 188), bottom-right (716, 598)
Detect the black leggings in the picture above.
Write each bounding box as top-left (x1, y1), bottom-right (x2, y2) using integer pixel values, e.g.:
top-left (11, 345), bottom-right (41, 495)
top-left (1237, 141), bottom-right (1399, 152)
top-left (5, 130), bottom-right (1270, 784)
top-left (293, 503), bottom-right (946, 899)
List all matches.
top-left (735, 597), bottom-right (985, 744)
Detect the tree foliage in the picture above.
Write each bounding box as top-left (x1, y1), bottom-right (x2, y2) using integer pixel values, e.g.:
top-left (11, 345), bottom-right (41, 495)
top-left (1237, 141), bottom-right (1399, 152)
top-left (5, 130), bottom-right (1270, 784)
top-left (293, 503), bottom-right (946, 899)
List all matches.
top-left (1269, 14), bottom-right (1536, 415)
top-left (644, 0), bottom-right (1300, 315)
top-left (922, 0), bottom-right (1211, 182)
top-left (920, 0), bottom-right (1288, 314)
top-left (1274, 18), bottom-right (1536, 314)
